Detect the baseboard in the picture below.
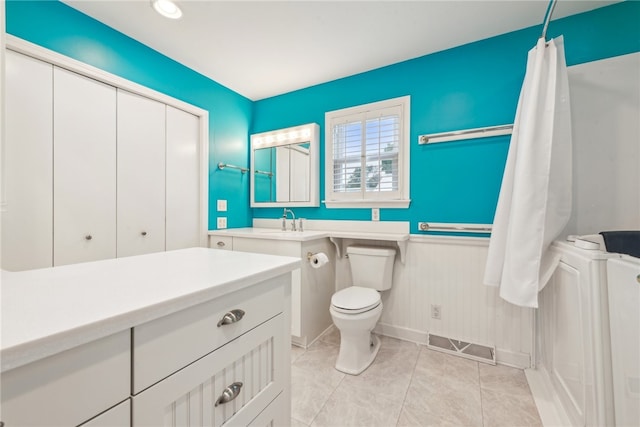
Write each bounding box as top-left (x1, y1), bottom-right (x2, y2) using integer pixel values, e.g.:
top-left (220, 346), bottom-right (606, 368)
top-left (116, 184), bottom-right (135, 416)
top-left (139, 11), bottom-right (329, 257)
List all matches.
top-left (495, 348), bottom-right (531, 369)
top-left (373, 323), bottom-right (532, 370)
top-left (373, 322), bottom-right (428, 345)
top-left (525, 367), bottom-right (573, 427)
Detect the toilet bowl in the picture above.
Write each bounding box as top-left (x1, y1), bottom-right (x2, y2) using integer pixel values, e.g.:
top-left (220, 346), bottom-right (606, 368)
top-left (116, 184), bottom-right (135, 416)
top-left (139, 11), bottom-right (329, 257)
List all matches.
top-left (329, 245), bottom-right (396, 375)
top-left (330, 286), bottom-right (383, 375)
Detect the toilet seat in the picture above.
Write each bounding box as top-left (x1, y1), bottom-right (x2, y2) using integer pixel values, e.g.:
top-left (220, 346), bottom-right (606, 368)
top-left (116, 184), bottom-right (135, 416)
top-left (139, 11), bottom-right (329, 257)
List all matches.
top-left (331, 286), bottom-right (381, 314)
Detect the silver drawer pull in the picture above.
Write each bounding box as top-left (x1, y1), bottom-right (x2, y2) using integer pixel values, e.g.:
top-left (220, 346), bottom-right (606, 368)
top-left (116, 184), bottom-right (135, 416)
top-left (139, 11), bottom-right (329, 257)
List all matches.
top-left (217, 309), bottom-right (245, 327)
top-left (85, 235), bottom-right (93, 241)
top-left (141, 231), bottom-right (147, 236)
top-left (217, 241), bottom-right (226, 247)
top-left (215, 382), bottom-right (243, 407)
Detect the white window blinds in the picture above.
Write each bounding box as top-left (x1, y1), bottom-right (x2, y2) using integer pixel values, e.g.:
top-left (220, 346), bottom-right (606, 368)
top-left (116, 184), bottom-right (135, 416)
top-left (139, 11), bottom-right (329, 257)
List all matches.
top-left (328, 104), bottom-right (404, 202)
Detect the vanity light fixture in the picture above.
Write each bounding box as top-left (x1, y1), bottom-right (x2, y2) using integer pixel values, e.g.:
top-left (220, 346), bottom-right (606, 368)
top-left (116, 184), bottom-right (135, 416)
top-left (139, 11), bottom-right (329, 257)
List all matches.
top-left (152, 0), bottom-right (182, 19)
top-left (253, 124), bottom-right (314, 149)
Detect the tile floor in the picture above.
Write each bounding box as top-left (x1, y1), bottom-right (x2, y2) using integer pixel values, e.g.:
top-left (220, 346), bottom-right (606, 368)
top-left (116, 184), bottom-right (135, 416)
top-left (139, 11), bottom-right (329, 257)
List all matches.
top-left (290, 327), bottom-right (542, 427)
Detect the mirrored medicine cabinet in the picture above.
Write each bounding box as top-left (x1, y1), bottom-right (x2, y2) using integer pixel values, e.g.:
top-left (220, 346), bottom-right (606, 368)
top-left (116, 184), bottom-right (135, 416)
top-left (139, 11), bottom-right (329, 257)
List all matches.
top-left (250, 123), bottom-right (320, 207)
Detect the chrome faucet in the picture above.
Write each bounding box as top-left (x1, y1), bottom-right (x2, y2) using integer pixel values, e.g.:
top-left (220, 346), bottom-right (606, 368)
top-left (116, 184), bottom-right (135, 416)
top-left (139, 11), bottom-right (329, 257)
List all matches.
top-left (282, 208), bottom-right (296, 231)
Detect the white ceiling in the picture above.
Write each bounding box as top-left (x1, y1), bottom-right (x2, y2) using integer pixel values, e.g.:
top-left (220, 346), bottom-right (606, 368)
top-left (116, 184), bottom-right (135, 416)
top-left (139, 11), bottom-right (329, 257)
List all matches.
top-left (63, 0), bottom-right (618, 101)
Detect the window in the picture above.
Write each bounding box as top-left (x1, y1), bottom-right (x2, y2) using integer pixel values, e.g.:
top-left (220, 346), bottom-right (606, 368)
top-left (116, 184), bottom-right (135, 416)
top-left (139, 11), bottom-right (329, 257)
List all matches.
top-left (325, 96), bottom-right (410, 208)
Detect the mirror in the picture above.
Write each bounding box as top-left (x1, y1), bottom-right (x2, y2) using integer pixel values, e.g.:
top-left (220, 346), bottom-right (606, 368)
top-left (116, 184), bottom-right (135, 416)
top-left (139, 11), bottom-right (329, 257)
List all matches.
top-left (250, 123), bottom-right (319, 207)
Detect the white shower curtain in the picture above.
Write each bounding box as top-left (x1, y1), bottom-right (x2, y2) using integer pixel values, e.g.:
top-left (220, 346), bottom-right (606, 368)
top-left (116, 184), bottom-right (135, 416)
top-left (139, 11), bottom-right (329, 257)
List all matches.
top-left (484, 36), bottom-right (572, 308)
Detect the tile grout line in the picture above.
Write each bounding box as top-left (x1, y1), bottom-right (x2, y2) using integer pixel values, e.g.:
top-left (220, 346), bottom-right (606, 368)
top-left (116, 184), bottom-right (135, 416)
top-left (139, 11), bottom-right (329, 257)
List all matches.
top-left (308, 368), bottom-right (346, 427)
top-left (394, 342), bottom-right (423, 427)
top-left (477, 360), bottom-right (486, 427)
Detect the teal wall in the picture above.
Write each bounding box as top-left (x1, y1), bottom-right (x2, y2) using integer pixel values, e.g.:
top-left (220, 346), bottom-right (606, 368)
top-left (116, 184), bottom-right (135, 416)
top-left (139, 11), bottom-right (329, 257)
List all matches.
top-left (6, 0), bottom-right (254, 230)
top-left (251, 1), bottom-right (640, 233)
top-left (6, 1), bottom-right (640, 233)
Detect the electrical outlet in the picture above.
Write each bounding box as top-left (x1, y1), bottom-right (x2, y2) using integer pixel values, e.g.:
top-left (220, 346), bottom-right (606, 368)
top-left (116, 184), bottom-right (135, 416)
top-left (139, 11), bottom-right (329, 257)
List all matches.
top-left (217, 217), bottom-right (227, 229)
top-left (216, 199), bottom-right (227, 212)
top-left (371, 208), bottom-right (380, 221)
top-left (431, 304), bottom-right (442, 320)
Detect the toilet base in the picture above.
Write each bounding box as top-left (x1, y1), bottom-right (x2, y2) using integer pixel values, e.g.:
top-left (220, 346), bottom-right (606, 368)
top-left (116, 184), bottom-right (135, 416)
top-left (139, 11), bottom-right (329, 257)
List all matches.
top-left (335, 333), bottom-right (381, 375)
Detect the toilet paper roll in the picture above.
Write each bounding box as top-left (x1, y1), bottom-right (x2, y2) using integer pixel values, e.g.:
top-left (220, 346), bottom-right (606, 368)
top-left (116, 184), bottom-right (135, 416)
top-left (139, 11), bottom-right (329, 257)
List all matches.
top-left (309, 252), bottom-right (329, 269)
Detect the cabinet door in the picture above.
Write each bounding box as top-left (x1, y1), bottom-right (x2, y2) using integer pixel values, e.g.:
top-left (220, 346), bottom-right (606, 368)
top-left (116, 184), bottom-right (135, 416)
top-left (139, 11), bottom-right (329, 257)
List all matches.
top-left (166, 106), bottom-right (201, 250)
top-left (53, 67), bottom-right (117, 266)
top-left (2, 50), bottom-right (53, 271)
top-left (133, 315), bottom-right (285, 427)
top-left (117, 90), bottom-right (166, 257)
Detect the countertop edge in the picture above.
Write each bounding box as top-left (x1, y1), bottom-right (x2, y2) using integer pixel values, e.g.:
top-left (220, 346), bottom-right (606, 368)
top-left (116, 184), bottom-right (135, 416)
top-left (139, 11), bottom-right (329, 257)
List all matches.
top-left (1, 256), bottom-right (300, 373)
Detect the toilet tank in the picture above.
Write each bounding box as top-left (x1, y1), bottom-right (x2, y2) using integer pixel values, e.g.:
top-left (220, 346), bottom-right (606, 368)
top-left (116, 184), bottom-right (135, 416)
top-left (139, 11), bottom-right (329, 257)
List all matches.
top-left (347, 245), bottom-right (396, 291)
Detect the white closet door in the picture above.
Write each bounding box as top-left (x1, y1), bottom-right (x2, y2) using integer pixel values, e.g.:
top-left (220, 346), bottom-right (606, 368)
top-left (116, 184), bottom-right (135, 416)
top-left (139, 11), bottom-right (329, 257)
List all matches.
top-left (117, 90), bottom-right (166, 258)
top-left (166, 106), bottom-right (200, 250)
top-left (53, 67), bottom-right (116, 266)
top-left (2, 50), bottom-right (53, 271)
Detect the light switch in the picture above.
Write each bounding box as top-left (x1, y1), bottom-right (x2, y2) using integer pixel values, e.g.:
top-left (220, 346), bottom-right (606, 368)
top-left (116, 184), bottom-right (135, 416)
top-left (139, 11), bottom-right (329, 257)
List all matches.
top-left (371, 208), bottom-right (380, 221)
top-left (217, 199), bottom-right (227, 212)
top-left (217, 217), bottom-right (227, 229)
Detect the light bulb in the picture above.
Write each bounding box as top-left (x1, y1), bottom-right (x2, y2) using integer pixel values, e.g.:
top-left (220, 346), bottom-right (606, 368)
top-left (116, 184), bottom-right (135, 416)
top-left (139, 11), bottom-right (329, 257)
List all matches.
top-left (152, 0), bottom-right (182, 19)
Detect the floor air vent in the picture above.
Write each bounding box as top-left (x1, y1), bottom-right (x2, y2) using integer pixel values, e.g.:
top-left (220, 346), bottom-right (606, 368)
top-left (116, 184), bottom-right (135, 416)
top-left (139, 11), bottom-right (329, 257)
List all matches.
top-left (427, 333), bottom-right (496, 365)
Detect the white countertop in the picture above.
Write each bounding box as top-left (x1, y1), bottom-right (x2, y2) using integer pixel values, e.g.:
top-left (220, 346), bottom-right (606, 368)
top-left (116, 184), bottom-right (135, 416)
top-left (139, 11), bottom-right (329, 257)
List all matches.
top-left (209, 227), bottom-right (330, 241)
top-left (1, 247), bottom-right (300, 372)
top-left (208, 227), bottom-right (409, 242)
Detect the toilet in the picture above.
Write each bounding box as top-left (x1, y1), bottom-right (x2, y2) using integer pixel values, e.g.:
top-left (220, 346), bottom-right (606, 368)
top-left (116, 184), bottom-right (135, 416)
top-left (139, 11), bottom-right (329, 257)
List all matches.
top-left (330, 245), bottom-right (397, 375)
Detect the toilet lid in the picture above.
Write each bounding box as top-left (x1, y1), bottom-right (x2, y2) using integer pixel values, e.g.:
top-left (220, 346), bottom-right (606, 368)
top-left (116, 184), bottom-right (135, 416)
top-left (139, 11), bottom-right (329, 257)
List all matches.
top-left (331, 286), bottom-right (380, 312)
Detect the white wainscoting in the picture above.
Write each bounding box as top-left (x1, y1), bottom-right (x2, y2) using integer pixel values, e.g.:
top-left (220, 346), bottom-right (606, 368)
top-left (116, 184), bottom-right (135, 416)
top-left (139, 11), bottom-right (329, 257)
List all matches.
top-left (334, 234), bottom-right (534, 369)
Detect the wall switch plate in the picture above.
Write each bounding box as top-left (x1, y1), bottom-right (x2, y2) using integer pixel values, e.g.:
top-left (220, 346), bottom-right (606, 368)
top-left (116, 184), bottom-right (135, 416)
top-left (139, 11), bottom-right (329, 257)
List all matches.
top-left (216, 199), bottom-right (227, 212)
top-left (371, 208), bottom-right (380, 221)
top-left (217, 217), bottom-right (227, 229)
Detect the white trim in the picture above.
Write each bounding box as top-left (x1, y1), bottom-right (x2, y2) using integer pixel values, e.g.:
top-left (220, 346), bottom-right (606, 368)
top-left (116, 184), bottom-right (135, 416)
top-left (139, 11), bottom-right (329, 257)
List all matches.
top-left (0, 1), bottom-right (6, 213)
top-left (525, 367), bottom-right (574, 427)
top-left (323, 199), bottom-right (410, 209)
top-left (324, 95), bottom-right (410, 208)
top-left (6, 35), bottom-right (210, 246)
top-left (495, 348), bottom-right (531, 369)
top-left (373, 322), bottom-right (428, 345)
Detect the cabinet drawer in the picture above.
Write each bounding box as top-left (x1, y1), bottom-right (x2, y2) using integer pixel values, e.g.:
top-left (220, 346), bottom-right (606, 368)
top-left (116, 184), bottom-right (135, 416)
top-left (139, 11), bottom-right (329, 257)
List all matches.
top-left (249, 393), bottom-right (287, 427)
top-left (1, 330), bottom-right (130, 427)
top-left (80, 399), bottom-right (131, 427)
top-left (133, 275), bottom-right (287, 393)
top-left (133, 314), bottom-right (285, 427)
top-left (209, 235), bottom-right (233, 250)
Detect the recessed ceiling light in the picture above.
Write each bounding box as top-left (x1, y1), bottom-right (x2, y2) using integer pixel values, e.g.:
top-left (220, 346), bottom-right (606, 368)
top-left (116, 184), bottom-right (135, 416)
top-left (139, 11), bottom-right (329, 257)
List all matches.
top-left (152, 0), bottom-right (182, 19)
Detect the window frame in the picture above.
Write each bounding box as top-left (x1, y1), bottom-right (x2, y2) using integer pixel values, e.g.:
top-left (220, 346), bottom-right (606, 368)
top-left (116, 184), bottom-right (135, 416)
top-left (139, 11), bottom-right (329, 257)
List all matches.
top-left (324, 95), bottom-right (411, 208)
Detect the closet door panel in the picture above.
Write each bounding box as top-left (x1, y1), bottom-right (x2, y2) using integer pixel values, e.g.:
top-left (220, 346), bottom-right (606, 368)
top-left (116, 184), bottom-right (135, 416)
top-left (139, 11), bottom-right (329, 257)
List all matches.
top-left (2, 50), bottom-right (53, 271)
top-left (53, 67), bottom-right (116, 266)
top-left (117, 90), bottom-right (166, 257)
top-left (166, 106), bottom-right (200, 250)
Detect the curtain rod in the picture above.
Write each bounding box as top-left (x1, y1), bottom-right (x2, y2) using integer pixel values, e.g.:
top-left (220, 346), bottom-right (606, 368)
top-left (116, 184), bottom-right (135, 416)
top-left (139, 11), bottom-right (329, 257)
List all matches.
top-left (541, 0), bottom-right (558, 41)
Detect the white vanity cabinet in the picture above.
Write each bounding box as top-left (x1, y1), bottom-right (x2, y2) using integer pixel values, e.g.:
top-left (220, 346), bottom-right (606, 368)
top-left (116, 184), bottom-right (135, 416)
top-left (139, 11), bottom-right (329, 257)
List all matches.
top-left (0, 331), bottom-right (131, 427)
top-left (132, 275), bottom-right (290, 426)
top-left (2, 46), bottom-right (206, 271)
top-left (209, 232), bottom-right (335, 348)
top-left (1, 248), bottom-right (297, 427)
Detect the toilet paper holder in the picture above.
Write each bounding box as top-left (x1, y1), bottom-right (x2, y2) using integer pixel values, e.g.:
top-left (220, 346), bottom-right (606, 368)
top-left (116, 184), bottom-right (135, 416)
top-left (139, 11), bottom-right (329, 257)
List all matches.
top-left (307, 251), bottom-right (346, 259)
